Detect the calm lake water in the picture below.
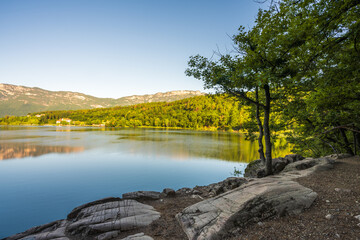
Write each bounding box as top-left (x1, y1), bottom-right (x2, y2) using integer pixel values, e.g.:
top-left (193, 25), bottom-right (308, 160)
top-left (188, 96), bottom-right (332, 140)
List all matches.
top-left (0, 126), bottom-right (291, 237)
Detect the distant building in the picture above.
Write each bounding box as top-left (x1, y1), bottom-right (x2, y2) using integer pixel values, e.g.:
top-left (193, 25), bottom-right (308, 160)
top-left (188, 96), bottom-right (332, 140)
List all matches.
top-left (35, 114), bottom-right (45, 117)
top-left (56, 118), bottom-right (72, 124)
top-left (92, 123), bottom-right (106, 127)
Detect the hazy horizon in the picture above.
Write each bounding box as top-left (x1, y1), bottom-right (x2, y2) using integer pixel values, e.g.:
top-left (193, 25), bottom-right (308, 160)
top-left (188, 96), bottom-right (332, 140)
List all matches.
top-left (0, 0), bottom-right (261, 98)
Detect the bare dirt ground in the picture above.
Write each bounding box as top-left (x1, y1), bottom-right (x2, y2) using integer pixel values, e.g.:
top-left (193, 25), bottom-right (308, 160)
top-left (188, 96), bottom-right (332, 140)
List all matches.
top-left (138, 156), bottom-right (360, 240)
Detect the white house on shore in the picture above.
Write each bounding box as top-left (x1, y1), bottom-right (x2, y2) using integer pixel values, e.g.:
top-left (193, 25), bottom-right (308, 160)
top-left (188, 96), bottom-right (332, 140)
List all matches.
top-left (56, 118), bottom-right (72, 124)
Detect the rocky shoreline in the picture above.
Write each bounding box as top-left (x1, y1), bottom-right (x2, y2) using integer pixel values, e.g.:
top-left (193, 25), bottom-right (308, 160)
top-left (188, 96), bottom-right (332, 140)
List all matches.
top-left (3, 154), bottom-right (356, 240)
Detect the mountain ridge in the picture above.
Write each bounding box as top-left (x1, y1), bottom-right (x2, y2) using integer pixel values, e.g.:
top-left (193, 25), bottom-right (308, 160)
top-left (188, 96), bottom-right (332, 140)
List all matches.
top-left (0, 83), bottom-right (204, 117)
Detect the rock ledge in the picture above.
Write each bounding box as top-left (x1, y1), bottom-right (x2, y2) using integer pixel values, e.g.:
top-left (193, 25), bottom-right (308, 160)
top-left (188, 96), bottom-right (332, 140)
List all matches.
top-left (176, 156), bottom-right (335, 240)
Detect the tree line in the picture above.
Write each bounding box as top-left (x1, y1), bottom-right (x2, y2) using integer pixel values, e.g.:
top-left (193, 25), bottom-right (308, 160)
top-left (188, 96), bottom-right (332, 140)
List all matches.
top-left (0, 95), bottom-right (253, 131)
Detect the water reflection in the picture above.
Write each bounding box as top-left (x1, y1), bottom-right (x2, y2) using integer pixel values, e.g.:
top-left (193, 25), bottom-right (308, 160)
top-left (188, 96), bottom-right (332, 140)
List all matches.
top-left (112, 129), bottom-right (291, 163)
top-left (0, 143), bottom-right (84, 160)
top-left (0, 127), bottom-right (291, 163)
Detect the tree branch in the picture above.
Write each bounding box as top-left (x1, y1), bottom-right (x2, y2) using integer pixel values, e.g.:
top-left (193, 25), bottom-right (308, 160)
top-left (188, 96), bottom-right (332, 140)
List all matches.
top-left (320, 125), bottom-right (360, 135)
top-left (224, 87), bottom-right (266, 108)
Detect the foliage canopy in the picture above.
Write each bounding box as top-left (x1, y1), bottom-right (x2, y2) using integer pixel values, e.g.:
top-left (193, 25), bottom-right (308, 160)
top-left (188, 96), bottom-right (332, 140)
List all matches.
top-left (186, 0), bottom-right (360, 174)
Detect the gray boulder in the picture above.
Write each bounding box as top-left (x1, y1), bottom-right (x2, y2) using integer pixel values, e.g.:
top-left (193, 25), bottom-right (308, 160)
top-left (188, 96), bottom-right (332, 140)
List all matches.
top-left (175, 187), bottom-right (195, 196)
top-left (198, 177), bottom-right (248, 197)
top-left (122, 191), bottom-right (161, 200)
top-left (284, 154), bottom-right (305, 163)
top-left (162, 188), bottom-right (176, 197)
top-left (244, 154), bottom-right (305, 178)
top-left (282, 157), bottom-right (334, 173)
top-left (67, 197), bottom-right (121, 220)
top-left (5, 199), bottom-right (160, 240)
top-left (272, 157), bottom-right (287, 173)
top-left (67, 199), bottom-right (160, 235)
top-left (243, 159), bottom-right (265, 178)
top-left (325, 153), bottom-right (352, 159)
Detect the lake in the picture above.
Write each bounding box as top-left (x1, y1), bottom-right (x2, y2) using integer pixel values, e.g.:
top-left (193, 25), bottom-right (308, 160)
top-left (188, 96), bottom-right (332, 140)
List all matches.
top-left (0, 126), bottom-right (291, 237)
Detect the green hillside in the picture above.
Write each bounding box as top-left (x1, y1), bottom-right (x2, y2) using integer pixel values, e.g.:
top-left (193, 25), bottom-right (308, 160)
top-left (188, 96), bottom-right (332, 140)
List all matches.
top-left (0, 95), bottom-right (250, 131)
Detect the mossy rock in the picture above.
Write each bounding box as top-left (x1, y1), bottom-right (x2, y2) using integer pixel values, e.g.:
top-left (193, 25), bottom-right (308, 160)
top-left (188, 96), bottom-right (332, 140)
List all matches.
top-left (244, 159), bottom-right (265, 178)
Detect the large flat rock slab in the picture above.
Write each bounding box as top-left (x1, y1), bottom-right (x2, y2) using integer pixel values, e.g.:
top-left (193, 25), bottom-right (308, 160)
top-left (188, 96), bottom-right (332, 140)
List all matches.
top-left (5, 199), bottom-right (160, 240)
top-left (176, 157), bottom-right (335, 240)
top-left (176, 178), bottom-right (317, 240)
top-left (67, 199), bottom-right (160, 235)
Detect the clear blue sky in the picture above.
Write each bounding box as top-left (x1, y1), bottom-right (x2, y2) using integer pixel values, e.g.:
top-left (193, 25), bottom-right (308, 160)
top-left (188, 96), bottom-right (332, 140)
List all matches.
top-left (0, 0), bottom-right (262, 98)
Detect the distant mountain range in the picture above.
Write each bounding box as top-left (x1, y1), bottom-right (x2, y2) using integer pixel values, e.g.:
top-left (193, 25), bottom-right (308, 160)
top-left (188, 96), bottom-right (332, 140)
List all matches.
top-left (0, 83), bottom-right (204, 117)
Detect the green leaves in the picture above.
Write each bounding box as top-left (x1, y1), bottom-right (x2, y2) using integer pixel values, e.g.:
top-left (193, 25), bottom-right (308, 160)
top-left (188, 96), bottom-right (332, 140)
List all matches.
top-left (186, 0), bottom-right (360, 157)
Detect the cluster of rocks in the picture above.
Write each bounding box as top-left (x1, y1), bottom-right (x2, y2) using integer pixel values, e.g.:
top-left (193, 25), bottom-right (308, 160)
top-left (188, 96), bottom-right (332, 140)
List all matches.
top-left (5, 153), bottom-right (343, 240)
top-left (244, 154), bottom-right (305, 178)
top-left (3, 178), bottom-right (251, 240)
top-left (244, 153), bottom-right (351, 178)
top-left (177, 177), bottom-right (249, 198)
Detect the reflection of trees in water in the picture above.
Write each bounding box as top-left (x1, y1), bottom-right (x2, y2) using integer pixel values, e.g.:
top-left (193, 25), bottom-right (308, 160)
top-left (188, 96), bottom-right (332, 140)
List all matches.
top-left (0, 129), bottom-right (291, 162)
top-left (0, 143), bottom-right (84, 160)
top-left (116, 131), bottom-right (291, 163)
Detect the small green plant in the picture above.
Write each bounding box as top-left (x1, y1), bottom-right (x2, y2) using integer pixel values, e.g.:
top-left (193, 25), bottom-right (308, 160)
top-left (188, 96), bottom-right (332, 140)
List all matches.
top-left (232, 167), bottom-right (243, 177)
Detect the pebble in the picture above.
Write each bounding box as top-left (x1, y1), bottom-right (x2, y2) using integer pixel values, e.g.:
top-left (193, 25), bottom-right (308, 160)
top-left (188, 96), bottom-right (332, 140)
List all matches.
top-left (358, 223), bottom-right (360, 227)
top-left (326, 200), bottom-right (330, 203)
top-left (257, 222), bottom-right (264, 226)
top-left (231, 228), bottom-right (240, 234)
top-left (355, 215), bottom-right (360, 221)
top-left (335, 233), bottom-right (340, 238)
top-left (191, 194), bottom-right (203, 199)
top-left (334, 188), bottom-right (351, 193)
top-left (192, 190), bottom-right (202, 195)
top-left (325, 214), bottom-right (334, 220)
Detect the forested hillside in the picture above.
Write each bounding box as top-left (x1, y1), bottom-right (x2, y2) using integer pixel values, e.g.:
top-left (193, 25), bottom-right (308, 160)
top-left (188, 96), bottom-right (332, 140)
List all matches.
top-left (0, 83), bottom-right (204, 117)
top-left (0, 95), bottom-right (252, 131)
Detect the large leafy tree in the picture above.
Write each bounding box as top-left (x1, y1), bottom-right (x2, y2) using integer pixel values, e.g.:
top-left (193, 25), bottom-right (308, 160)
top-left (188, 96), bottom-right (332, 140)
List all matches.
top-left (186, 0), bottom-right (359, 175)
top-left (283, 0), bottom-right (360, 156)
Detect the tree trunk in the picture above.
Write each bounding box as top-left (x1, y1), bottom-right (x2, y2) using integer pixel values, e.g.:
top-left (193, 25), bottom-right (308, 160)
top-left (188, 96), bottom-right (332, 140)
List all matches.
top-left (255, 87), bottom-right (266, 163)
top-left (339, 127), bottom-right (354, 155)
top-left (353, 132), bottom-right (357, 155)
top-left (263, 84), bottom-right (273, 176)
top-left (356, 132), bottom-right (360, 155)
top-left (324, 137), bottom-right (339, 153)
